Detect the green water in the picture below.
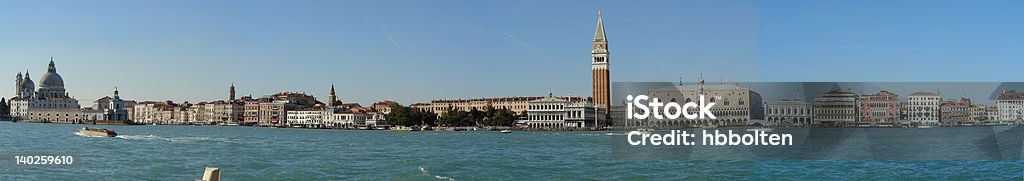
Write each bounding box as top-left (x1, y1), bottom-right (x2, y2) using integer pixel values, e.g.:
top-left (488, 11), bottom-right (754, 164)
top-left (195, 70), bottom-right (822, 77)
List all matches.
top-left (0, 121), bottom-right (1021, 180)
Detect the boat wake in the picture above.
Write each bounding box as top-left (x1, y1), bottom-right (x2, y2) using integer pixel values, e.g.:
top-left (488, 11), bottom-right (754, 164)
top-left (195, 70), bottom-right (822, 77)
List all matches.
top-left (73, 132), bottom-right (108, 138)
top-left (418, 166), bottom-right (456, 181)
top-left (115, 135), bottom-right (234, 143)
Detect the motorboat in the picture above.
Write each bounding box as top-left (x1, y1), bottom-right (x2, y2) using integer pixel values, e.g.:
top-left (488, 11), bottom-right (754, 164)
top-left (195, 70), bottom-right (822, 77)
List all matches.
top-left (499, 130), bottom-right (512, 133)
top-left (79, 127), bottom-right (118, 137)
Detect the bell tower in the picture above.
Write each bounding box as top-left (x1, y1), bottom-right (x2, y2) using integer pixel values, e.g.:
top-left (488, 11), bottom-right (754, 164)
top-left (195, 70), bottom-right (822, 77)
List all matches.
top-left (229, 82), bottom-right (236, 101)
top-left (592, 10), bottom-right (611, 127)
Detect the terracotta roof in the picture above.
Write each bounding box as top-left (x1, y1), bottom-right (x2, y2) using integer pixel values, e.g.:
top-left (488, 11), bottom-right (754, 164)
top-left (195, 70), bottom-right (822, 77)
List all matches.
top-left (373, 100), bottom-right (399, 106)
top-left (997, 89), bottom-right (1024, 100)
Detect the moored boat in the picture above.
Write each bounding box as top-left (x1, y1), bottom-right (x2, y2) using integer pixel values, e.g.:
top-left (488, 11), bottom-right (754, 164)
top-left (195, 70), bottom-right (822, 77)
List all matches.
top-left (390, 126), bottom-right (418, 131)
top-left (499, 130), bottom-right (512, 133)
top-left (78, 127), bottom-right (117, 137)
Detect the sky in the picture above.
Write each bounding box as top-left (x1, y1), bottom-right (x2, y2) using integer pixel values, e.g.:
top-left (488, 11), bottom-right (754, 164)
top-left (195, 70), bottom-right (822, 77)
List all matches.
top-left (1, 0), bottom-right (1022, 105)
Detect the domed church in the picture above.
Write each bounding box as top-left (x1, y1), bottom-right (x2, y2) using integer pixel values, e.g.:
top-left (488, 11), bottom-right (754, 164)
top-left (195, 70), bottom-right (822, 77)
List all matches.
top-left (10, 58), bottom-right (83, 123)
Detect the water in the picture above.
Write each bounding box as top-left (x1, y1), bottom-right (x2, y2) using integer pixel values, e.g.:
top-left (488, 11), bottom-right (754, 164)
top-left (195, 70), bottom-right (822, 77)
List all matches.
top-left (0, 121), bottom-right (1021, 180)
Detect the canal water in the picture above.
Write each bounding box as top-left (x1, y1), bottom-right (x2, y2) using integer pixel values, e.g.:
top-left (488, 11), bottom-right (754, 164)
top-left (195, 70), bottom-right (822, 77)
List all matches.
top-left (0, 121), bottom-right (1021, 180)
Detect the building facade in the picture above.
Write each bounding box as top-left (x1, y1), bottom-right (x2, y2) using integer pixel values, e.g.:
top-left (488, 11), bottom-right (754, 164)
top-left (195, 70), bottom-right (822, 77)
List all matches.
top-left (765, 99), bottom-right (814, 127)
top-left (996, 90), bottom-right (1024, 123)
top-left (520, 95), bottom-right (602, 128)
top-left (908, 92), bottom-right (941, 125)
top-left (412, 97), bottom-right (541, 115)
top-left (813, 89), bottom-right (859, 126)
top-left (859, 91), bottom-right (900, 126)
top-left (647, 78), bottom-right (764, 128)
top-left (286, 108), bottom-right (323, 128)
top-left (9, 59), bottom-right (84, 123)
top-left (939, 97), bottom-right (972, 124)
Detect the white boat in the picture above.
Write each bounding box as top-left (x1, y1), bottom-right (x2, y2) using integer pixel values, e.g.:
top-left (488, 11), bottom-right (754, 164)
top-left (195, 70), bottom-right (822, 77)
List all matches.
top-left (917, 125), bottom-right (933, 129)
top-left (499, 130), bottom-right (512, 133)
top-left (78, 127), bottom-right (118, 137)
top-left (746, 128), bottom-right (774, 132)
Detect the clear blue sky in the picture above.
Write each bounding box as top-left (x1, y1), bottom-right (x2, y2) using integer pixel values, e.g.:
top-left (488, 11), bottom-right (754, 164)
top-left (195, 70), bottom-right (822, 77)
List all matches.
top-left (1, 0), bottom-right (1021, 105)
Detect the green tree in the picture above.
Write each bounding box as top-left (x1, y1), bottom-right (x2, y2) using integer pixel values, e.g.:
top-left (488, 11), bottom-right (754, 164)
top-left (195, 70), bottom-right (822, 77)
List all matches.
top-left (469, 107), bottom-right (484, 127)
top-left (440, 106), bottom-right (479, 127)
top-left (385, 106), bottom-right (414, 126)
top-left (483, 108), bottom-right (517, 127)
top-left (0, 97), bottom-right (8, 116)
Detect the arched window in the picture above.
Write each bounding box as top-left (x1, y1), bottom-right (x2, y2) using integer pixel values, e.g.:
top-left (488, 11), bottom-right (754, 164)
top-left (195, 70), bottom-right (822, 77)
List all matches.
top-left (724, 99), bottom-right (730, 105)
top-left (739, 99), bottom-right (745, 105)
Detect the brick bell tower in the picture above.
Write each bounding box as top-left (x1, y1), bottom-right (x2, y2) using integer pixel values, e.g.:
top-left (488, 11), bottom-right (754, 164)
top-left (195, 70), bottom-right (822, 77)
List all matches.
top-left (592, 10), bottom-right (610, 128)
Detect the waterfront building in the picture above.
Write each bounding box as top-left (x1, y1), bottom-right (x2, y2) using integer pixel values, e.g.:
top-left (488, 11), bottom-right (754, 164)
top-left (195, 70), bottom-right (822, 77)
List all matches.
top-left (287, 108), bottom-right (323, 128)
top-left (322, 108), bottom-right (381, 129)
top-left (412, 96), bottom-right (540, 115)
top-left (94, 97), bottom-right (135, 119)
top-left (257, 101), bottom-right (287, 127)
top-left (591, 10), bottom-right (612, 126)
top-left (371, 100), bottom-right (399, 114)
top-left (520, 93), bottom-right (601, 128)
top-left (985, 105), bottom-right (1000, 123)
top-left (196, 100), bottom-right (243, 125)
top-left (255, 92), bottom-right (320, 127)
top-left (242, 96), bottom-right (268, 125)
top-left (133, 101), bottom-right (185, 124)
top-left (996, 89), bottom-right (1024, 123)
top-left (647, 76), bottom-right (764, 128)
top-left (971, 105), bottom-right (987, 122)
top-left (102, 88), bottom-right (129, 121)
top-left (939, 97), bottom-right (972, 124)
top-left (859, 91), bottom-right (900, 126)
top-left (908, 92), bottom-right (941, 125)
top-left (765, 99), bottom-right (814, 126)
top-left (813, 89), bottom-right (859, 126)
top-left (9, 58), bottom-right (84, 123)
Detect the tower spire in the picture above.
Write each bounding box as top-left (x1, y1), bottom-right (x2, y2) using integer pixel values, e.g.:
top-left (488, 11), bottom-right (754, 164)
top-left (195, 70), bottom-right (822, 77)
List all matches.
top-left (328, 82), bottom-right (337, 107)
top-left (229, 82), bottom-right (236, 101)
top-left (594, 10), bottom-right (607, 42)
top-left (47, 57), bottom-right (56, 73)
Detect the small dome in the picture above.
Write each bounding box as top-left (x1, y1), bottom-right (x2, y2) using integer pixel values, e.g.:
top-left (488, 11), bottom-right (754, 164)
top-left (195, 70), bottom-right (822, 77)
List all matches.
top-left (40, 72), bottom-right (64, 89)
top-left (22, 77), bottom-right (35, 89)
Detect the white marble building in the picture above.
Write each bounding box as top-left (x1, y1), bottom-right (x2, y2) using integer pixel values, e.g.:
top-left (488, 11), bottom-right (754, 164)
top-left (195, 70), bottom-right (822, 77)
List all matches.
top-left (907, 91), bottom-right (941, 125)
top-left (765, 99), bottom-right (814, 126)
top-left (520, 94), bottom-right (602, 128)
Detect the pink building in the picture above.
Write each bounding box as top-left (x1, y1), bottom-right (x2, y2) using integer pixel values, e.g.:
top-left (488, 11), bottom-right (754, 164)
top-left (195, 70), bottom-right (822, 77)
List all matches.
top-left (860, 91), bottom-right (900, 126)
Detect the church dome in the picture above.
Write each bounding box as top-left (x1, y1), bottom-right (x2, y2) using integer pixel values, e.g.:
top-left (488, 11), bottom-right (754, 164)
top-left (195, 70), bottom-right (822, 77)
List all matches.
top-left (39, 59), bottom-right (64, 89)
top-left (22, 76), bottom-right (35, 90)
top-left (40, 72), bottom-right (64, 88)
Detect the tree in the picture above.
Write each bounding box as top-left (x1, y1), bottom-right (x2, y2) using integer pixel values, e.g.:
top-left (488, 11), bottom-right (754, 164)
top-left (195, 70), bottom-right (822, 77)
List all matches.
top-left (0, 97), bottom-right (8, 116)
top-left (469, 107), bottom-right (484, 127)
top-left (483, 108), bottom-right (517, 127)
top-left (386, 105), bottom-right (439, 127)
